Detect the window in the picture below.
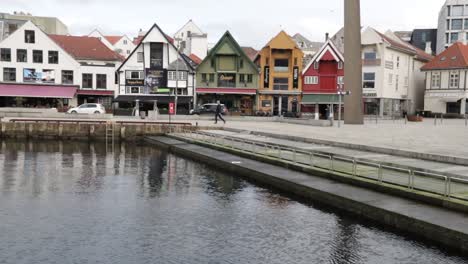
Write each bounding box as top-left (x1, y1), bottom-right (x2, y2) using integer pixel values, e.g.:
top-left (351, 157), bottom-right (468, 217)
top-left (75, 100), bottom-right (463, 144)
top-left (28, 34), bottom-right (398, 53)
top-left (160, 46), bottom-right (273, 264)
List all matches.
top-left (123, 40), bottom-right (128, 45)
top-left (17, 49), bottom-right (27, 62)
top-left (126, 50), bottom-right (130, 54)
top-left (450, 71), bottom-right (459, 88)
top-left (168, 71), bottom-right (187, 81)
top-left (465, 19), bottom-right (468, 29)
top-left (177, 71), bottom-right (187, 81)
top-left (431, 72), bottom-right (441, 88)
top-left (447, 6), bottom-right (451, 16)
top-left (25, 30), bottom-right (35, 43)
top-left (82, 74), bottom-right (93, 88)
top-left (274, 59), bottom-right (289, 72)
top-left (452, 5), bottom-right (464, 16)
top-left (48, 51), bottom-right (58, 64)
top-left (447, 20), bottom-right (450, 30)
top-left (209, 73), bottom-right (215, 82)
top-left (313, 61), bottom-right (319, 69)
top-left (150, 43), bottom-right (163, 68)
top-left (396, 57), bottom-right (400, 69)
top-left (201, 73), bottom-right (207, 82)
top-left (452, 19), bottom-right (463, 30)
top-left (240, 74), bottom-right (245, 83)
top-left (337, 76), bottom-right (344, 85)
top-left (262, 100), bottom-right (272, 107)
top-left (395, 75), bottom-right (399, 91)
top-left (33, 50), bottom-right (43, 63)
top-left (364, 52), bottom-right (377, 60)
top-left (137, 52), bottom-right (143, 62)
top-left (338, 61), bottom-right (343, 69)
top-left (294, 58), bottom-right (298, 66)
top-left (247, 74), bottom-right (253, 83)
top-left (126, 87), bottom-right (143, 94)
top-left (273, 78), bottom-right (289, 90)
top-left (388, 74), bottom-right (393, 85)
top-left (363, 73), bottom-right (376, 89)
top-left (304, 76), bottom-right (318, 85)
top-left (126, 71), bottom-right (143, 79)
top-left (62, 70), bottom-right (73, 84)
top-left (96, 74), bottom-right (107, 89)
top-left (210, 59), bottom-right (215, 68)
top-left (0, 48), bottom-right (11, 62)
top-left (404, 76), bottom-right (409, 87)
top-left (239, 59), bottom-right (244, 68)
top-left (451, 33), bottom-right (459, 43)
top-left (3, 68), bottom-right (16, 82)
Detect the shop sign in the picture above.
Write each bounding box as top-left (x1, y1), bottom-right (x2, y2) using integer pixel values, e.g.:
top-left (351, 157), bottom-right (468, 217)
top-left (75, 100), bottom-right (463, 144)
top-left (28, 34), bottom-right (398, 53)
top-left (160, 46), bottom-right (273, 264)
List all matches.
top-left (293, 66), bottom-right (299, 88)
top-left (363, 93), bottom-right (377, 98)
top-left (23, 69), bottom-right (55, 83)
top-left (125, 79), bottom-right (145, 86)
top-left (264, 66), bottom-right (270, 88)
top-left (426, 92), bottom-right (465, 98)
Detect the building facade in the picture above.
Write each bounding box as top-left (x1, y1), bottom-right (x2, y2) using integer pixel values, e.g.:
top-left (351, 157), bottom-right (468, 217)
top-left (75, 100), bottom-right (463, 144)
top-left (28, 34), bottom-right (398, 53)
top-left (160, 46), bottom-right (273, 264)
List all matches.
top-left (302, 40), bottom-right (344, 119)
top-left (256, 31), bottom-right (304, 116)
top-left (437, 0), bottom-right (468, 54)
top-left (358, 28), bottom-right (432, 116)
top-left (421, 42), bottom-right (468, 115)
top-left (88, 29), bottom-right (136, 58)
top-left (0, 12), bottom-right (68, 42)
top-left (173, 20), bottom-right (208, 60)
top-left (410, 29), bottom-right (438, 55)
top-left (0, 21), bottom-right (120, 109)
top-left (116, 23), bottom-right (195, 114)
top-left (195, 31), bottom-right (259, 115)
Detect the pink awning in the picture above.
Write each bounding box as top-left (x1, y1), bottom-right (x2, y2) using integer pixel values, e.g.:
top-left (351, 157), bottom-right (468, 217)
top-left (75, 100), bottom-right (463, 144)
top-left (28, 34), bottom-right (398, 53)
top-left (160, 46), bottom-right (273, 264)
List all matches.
top-left (0, 83), bottom-right (77, 99)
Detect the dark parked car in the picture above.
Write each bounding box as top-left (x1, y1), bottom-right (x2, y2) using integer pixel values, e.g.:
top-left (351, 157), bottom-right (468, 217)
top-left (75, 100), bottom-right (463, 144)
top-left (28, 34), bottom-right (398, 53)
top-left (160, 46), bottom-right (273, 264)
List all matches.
top-left (190, 103), bottom-right (228, 115)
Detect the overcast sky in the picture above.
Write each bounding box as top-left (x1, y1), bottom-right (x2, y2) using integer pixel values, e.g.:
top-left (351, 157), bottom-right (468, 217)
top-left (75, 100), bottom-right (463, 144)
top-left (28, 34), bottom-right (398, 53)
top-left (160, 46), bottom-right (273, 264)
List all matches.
top-left (4, 0), bottom-right (444, 49)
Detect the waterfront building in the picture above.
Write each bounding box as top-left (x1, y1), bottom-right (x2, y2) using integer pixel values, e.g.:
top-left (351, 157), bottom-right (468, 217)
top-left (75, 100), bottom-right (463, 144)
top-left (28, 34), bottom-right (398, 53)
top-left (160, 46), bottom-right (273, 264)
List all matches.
top-left (88, 29), bottom-right (136, 58)
top-left (301, 39), bottom-right (344, 119)
top-left (195, 31), bottom-right (259, 115)
top-left (359, 28), bottom-right (433, 116)
top-left (0, 11), bottom-right (68, 42)
top-left (0, 21), bottom-right (121, 109)
top-left (173, 20), bottom-right (208, 60)
top-left (421, 42), bottom-right (468, 114)
top-left (256, 31), bottom-right (304, 116)
top-left (115, 23), bottom-right (196, 114)
top-left (437, 0), bottom-right (468, 54)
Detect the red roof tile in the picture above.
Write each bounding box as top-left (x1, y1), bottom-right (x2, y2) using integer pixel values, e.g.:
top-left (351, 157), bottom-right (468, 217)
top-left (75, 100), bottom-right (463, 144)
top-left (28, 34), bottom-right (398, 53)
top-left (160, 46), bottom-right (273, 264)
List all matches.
top-left (422, 42), bottom-right (468, 71)
top-left (376, 31), bottom-right (433, 62)
top-left (241, 47), bottom-right (258, 61)
top-left (104, 35), bottom-right (123, 45)
top-left (49, 35), bottom-right (123, 61)
top-left (189, 54), bottom-right (202, 65)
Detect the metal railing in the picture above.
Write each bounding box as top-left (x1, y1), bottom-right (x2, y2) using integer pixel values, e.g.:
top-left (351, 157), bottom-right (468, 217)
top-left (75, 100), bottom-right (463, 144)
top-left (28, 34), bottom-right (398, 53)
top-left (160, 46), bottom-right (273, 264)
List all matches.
top-left (177, 130), bottom-right (468, 201)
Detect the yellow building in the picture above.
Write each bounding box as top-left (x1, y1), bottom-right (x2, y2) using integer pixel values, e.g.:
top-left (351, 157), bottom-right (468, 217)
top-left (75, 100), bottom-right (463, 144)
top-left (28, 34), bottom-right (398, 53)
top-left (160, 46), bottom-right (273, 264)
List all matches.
top-left (256, 31), bottom-right (304, 116)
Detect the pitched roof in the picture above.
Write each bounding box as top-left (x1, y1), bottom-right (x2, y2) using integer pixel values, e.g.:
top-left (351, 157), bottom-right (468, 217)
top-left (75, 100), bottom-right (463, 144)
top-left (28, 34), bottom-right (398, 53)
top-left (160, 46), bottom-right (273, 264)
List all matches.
top-left (189, 53), bottom-right (202, 65)
top-left (375, 30), bottom-right (433, 62)
top-left (302, 39), bottom-right (344, 74)
top-left (421, 42), bottom-right (468, 71)
top-left (104, 35), bottom-right (123, 45)
top-left (49, 34), bottom-right (123, 61)
top-left (132, 34), bottom-right (173, 45)
top-left (264, 30), bottom-right (299, 50)
top-left (241, 47), bottom-right (258, 61)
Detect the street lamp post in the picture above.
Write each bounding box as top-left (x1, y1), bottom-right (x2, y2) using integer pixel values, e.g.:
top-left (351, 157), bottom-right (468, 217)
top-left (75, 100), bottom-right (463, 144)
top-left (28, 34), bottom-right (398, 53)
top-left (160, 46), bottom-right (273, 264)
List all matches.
top-left (175, 44), bottom-right (179, 116)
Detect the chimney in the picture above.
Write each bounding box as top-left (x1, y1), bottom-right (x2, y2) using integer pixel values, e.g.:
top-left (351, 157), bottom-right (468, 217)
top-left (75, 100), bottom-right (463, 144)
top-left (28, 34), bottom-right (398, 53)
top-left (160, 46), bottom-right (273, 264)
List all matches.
top-left (325, 33), bottom-right (329, 41)
top-left (425, 41), bottom-right (432, 54)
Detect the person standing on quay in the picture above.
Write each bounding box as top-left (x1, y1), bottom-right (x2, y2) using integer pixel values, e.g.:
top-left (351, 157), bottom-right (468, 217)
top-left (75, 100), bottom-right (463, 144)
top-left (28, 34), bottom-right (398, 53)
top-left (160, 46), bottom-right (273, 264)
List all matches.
top-left (215, 100), bottom-right (226, 124)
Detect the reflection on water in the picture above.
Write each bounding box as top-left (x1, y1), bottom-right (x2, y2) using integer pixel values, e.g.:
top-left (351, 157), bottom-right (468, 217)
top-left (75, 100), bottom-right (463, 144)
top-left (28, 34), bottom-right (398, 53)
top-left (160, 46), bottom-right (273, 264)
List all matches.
top-left (0, 140), bottom-right (466, 264)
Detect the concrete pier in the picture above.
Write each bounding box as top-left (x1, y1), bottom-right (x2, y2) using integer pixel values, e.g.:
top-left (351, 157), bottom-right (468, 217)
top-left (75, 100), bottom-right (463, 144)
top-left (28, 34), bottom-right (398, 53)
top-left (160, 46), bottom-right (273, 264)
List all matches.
top-left (145, 136), bottom-right (468, 254)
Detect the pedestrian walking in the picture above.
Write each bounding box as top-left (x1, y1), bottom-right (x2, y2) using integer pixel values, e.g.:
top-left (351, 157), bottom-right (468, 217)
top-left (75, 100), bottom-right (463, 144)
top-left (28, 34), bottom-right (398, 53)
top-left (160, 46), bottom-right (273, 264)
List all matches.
top-left (214, 101), bottom-right (226, 124)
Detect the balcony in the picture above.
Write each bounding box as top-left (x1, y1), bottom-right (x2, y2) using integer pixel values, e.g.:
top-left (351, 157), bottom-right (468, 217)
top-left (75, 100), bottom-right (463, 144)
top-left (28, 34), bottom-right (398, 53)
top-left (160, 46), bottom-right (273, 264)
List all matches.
top-left (274, 66), bottom-right (289, 72)
top-left (362, 59), bottom-right (381, 66)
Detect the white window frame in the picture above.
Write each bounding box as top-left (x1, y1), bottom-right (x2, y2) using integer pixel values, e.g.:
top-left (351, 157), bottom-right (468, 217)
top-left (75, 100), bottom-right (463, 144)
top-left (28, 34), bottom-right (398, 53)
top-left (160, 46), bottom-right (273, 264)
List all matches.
top-left (431, 72), bottom-right (441, 89)
top-left (450, 71), bottom-right (460, 88)
top-left (125, 86), bottom-right (144, 94)
top-left (137, 52), bottom-right (143, 63)
top-left (337, 76), bottom-right (344, 85)
top-left (338, 61), bottom-right (343, 69)
top-left (388, 74), bottom-right (393, 85)
top-left (304, 76), bottom-right (318, 85)
top-left (126, 71), bottom-right (143, 80)
top-left (313, 61), bottom-right (319, 70)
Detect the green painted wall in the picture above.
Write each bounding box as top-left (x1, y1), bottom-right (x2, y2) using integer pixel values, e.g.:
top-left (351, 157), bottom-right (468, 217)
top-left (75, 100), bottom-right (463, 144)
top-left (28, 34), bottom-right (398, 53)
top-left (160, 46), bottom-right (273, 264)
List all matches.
top-left (196, 33), bottom-right (259, 89)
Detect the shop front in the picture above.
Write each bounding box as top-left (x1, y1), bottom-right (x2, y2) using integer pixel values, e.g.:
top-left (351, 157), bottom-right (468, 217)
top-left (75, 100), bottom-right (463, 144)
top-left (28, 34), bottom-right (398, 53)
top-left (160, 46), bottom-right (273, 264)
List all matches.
top-left (0, 83), bottom-right (77, 110)
top-left (301, 94), bottom-right (341, 120)
top-left (76, 90), bottom-right (114, 110)
top-left (257, 92), bottom-right (301, 116)
top-left (196, 88), bottom-right (256, 115)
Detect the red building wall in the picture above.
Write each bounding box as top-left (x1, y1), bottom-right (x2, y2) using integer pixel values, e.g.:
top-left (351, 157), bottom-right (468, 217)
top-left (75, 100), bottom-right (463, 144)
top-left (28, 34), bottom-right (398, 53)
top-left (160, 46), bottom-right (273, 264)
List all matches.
top-left (302, 50), bottom-right (344, 94)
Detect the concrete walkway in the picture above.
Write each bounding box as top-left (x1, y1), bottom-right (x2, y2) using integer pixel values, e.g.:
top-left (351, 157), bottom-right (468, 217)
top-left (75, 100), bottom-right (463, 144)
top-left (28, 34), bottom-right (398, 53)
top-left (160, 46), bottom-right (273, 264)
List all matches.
top-left (145, 136), bottom-right (468, 253)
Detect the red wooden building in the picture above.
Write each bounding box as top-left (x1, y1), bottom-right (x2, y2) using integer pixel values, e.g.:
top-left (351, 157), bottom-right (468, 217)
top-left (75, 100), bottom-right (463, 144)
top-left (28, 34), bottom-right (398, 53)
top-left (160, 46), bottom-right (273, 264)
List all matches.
top-left (302, 40), bottom-right (344, 119)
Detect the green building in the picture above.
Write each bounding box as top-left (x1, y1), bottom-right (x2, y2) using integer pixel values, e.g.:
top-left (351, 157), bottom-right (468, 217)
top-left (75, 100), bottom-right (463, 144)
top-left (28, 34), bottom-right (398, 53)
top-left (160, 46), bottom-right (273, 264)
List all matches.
top-left (196, 31), bottom-right (259, 115)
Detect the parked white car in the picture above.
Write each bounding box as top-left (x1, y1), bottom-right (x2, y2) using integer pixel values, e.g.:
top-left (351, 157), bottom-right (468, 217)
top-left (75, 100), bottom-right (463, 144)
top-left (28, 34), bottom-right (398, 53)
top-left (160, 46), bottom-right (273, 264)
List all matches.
top-left (67, 103), bottom-right (106, 114)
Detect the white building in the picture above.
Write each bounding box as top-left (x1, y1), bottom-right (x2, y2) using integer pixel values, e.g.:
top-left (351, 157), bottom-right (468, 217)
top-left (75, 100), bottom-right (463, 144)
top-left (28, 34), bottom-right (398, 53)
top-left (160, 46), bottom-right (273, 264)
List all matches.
top-left (436, 0), bottom-right (468, 54)
top-left (359, 28), bottom-right (433, 116)
top-left (0, 21), bottom-right (121, 108)
top-left (88, 29), bottom-right (136, 58)
top-left (116, 23), bottom-right (196, 114)
top-left (422, 42), bottom-right (468, 115)
top-left (173, 20), bottom-right (208, 60)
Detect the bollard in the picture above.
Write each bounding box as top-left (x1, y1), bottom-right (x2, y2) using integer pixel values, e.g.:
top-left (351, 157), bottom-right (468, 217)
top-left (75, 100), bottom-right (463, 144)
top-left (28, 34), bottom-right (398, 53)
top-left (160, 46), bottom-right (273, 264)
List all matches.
top-left (434, 115), bottom-right (437, 126)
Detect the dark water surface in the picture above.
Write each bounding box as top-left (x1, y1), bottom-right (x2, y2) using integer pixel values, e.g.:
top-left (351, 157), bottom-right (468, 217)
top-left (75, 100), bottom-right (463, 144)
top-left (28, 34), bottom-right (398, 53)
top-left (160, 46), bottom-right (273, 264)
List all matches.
top-left (0, 140), bottom-right (466, 264)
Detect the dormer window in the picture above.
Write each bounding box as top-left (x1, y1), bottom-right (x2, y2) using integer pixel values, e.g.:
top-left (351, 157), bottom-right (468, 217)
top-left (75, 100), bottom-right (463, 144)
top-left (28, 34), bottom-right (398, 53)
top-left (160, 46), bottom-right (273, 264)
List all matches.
top-left (25, 30), bottom-right (35, 43)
